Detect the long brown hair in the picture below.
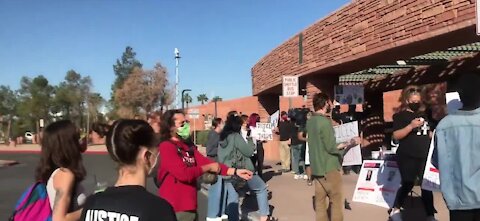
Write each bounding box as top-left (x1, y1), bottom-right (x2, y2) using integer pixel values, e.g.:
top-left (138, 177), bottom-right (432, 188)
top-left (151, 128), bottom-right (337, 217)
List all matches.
top-left (35, 120), bottom-right (86, 182)
top-left (160, 109), bottom-right (184, 141)
top-left (398, 85), bottom-right (426, 112)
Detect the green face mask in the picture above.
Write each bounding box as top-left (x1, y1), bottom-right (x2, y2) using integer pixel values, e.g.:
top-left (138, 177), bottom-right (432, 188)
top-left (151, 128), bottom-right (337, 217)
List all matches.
top-left (177, 122), bottom-right (191, 140)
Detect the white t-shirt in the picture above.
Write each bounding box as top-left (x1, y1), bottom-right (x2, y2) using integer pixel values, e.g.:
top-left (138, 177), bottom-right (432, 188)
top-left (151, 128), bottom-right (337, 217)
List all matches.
top-left (47, 168), bottom-right (87, 211)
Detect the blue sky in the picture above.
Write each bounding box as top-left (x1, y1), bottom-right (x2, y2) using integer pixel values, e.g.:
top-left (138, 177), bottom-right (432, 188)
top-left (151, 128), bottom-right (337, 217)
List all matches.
top-left (0, 0), bottom-right (349, 104)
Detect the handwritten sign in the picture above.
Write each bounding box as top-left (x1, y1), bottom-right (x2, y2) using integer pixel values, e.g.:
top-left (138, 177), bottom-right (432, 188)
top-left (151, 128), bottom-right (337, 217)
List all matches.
top-left (334, 121), bottom-right (362, 166)
top-left (353, 160), bottom-right (402, 208)
top-left (269, 110), bottom-right (280, 128)
top-left (255, 123), bottom-right (273, 141)
top-left (282, 76), bottom-right (299, 97)
top-left (421, 131), bottom-right (440, 192)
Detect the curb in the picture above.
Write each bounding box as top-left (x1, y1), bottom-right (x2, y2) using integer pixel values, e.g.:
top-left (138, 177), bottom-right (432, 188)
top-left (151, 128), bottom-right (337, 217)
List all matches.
top-left (0, 160), bottom-right (19, 167)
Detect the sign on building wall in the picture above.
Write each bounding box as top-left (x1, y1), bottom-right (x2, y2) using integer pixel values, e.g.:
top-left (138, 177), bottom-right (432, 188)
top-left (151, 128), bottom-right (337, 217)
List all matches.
top-left (282, 76), bottom-right (299, 97)
top-left (334, 85), bottom-right (364, 105)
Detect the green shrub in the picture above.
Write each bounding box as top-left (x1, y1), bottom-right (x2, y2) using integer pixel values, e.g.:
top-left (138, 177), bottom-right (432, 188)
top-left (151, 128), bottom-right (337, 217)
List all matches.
top-left (194, 130), bottom-right (210, 146)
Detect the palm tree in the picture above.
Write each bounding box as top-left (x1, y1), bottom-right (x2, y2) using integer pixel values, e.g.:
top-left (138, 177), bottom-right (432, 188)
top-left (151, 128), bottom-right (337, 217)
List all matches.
top-left (212, 96), bottom-right (222, 117)
top-left (212, 96), bottom-right (222, 102)
top-left (197, 94), bottom-right (209, 105)
top-left (183, 93), bottom-right (193, 109)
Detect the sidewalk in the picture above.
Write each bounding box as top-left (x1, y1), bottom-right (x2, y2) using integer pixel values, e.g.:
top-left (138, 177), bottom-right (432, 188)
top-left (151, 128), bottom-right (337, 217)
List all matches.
top-left (201, 162), bottom-right (449, 221)
top-left (0, 144), bottom-right (108, 154)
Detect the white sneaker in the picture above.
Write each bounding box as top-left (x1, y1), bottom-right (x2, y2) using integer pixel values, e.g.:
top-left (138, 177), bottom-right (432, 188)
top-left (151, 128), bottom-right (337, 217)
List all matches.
top-left (294, 175), bottom-right (301, 180)
top-left (206, 217), bottom-right (222, 221)
top-left (389, 209), bottom-right (402, 221)
top-left (426, 216), bottom-right (438, 221)
top-left (220, 214), bottom-right (228, 220)
top-left (303, 174), bottom-right (308, 180)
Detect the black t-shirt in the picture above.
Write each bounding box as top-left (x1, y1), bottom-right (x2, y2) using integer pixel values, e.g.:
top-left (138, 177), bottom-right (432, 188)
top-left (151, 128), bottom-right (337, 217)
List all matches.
top-left (80, 185), bottom-right (177, 221)
top-left (290, 125), bottom-right (305, 146)
top-left (393, 110), bottom-right (432, 159)
top-left (278, 121), bottom-right (294, 141)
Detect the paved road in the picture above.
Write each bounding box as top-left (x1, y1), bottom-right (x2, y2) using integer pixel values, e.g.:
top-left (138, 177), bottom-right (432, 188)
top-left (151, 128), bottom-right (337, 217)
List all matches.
top-left (0, 153), bottom-right (208, 221)
top-left (1, 153), bottom-right (450, 221)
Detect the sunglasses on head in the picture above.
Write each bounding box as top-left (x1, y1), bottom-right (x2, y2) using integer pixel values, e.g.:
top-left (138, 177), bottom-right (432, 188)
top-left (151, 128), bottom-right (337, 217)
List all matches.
top-left (408, 88), bottom-right (421, 93)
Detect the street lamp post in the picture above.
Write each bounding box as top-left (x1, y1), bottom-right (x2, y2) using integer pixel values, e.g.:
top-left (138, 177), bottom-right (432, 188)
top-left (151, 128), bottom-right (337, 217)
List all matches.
top-left (174, 48), bottom-right (181, 109)
top-left (181, 89), bottom-right (192, 110)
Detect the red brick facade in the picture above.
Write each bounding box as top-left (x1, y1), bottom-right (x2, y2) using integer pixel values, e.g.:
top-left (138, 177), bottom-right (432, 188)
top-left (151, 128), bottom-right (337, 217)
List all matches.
top-left (251, 0), bottom-right (477, 95)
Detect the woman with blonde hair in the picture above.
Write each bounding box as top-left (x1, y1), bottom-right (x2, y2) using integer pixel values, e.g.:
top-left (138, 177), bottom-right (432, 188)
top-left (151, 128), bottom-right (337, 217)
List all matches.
top-left (389, 85), bottom-right (437, 221)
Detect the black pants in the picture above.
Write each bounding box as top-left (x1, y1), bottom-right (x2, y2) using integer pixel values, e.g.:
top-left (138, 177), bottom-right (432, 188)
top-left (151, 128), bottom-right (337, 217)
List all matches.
top-left (393, 155), bottom-right (435, 216)
top-left (450, 209), bottom-right (480, 221)
top-left (251, 142), bottom-right (264, 178)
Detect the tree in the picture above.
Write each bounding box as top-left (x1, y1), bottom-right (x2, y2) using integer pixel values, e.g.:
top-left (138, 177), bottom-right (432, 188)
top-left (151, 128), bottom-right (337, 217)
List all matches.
top-left (87, 93), bottom-right (105, 123)
top-left (0, 86), bottom-right (17, 141)
top-left (112, 46), bottom-right (142, 101)
top-left (183, 93), bottom-right (192, 109)
top-left (52, 70), bottom-right (93, 127)
top-left (197, 94), bottom-right (208, 105)
top-left (16, 75), bottom-right (54, 134)
top-left (212, 96), bottom-right (223, 102)
top-left (115, 63), bottom-right (169, 118)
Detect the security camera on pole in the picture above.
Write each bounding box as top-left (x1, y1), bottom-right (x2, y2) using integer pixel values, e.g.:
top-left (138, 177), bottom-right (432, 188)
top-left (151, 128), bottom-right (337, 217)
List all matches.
top-left (174, 48), bottom-right (181, 109)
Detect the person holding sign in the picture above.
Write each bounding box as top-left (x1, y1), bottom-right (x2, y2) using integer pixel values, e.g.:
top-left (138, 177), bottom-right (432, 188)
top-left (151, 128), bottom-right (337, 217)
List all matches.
top-left (435, 72), bottom-right (480, 221)
top-left (389, 86), bottom-right (437, 221)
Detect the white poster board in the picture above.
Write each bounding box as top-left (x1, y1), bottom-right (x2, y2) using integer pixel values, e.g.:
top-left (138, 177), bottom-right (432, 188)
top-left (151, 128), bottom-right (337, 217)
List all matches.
top-left (188, 109), bottom-right (200, 119)
top-left (422, 131), bottom-right (440, 192)
top-left (269, 110), bottom-right (280, 128)
top-left (282, 76), bottom-right (299, 97)
top-left (446, 92), bottom-right (463, 113)
top-left (352, 160), bottom-right (402, 208)
top-left (334, 121), bottom-right (362, 166)
top-left (334, 85), bottom-right (364, 105)
top-left (255, 123), bottom-right (274, 141)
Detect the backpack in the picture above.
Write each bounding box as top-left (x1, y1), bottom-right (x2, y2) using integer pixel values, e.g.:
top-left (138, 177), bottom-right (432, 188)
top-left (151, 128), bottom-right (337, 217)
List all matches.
top-left (9, 182), bottom-right (52, 221)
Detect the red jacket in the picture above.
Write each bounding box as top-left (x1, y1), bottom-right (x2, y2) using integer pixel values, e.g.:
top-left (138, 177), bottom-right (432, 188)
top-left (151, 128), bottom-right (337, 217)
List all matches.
top-left (157, 139), bottom-right (229, 213)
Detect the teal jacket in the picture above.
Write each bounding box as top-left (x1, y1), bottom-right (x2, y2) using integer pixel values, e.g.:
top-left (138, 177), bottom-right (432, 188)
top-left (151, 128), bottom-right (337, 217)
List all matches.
top-left (217, 133), bottom-right (255, 172)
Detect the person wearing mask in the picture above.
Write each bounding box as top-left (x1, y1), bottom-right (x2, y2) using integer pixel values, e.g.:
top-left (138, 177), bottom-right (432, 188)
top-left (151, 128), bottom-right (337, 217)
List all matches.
top-left (389, 85), bottom-right (437, 221)
top-left (89, 123), bottom-right (109, 145)
top-left (218, 114), bottom-right (277, 221)
top-left (305, 93), bottom-right (353, 221)
top-left (248, 113), bottom-right (266, 178)
top-left (157, 110), bottom-right (252, 221)
top-left (276, 111), bottom-right (294, 172)
top-left (36, 120), bottom-right (88, 221)
top-left (80, 120), bottom-right (177, 221)
top-left (206, 118), bottom-right (229, 221)
top-left (434, 72), bottom-right (480, 221)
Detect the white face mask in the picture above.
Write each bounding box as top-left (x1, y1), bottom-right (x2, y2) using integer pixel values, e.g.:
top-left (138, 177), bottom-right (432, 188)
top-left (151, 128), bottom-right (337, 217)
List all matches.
top-left (147, 151), bottom-right (159, 175)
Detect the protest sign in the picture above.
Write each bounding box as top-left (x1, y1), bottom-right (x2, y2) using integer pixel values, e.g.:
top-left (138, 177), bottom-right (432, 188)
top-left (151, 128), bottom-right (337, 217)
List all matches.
top-left (352, 160), bottom-right (402, 208)
top-left (422, 131), bottom-right (440, 192)
top-left (334, 85), bottom-right (364, 105)
top-left (334, 121), bottom-right (362, 166)
top-left (269, 110), bottom-right (280, 128)
top-left (255, 123), bottom-right (274, 141)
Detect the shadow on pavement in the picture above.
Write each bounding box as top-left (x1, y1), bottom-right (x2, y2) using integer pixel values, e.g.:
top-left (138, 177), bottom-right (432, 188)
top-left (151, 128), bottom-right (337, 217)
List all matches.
top-left (262, 171), bottom-right (282, 183)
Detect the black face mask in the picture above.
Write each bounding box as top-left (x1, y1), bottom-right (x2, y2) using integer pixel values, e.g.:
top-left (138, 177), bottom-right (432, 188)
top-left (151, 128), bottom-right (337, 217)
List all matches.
top-left (408, 103), bottom-right (421, 112)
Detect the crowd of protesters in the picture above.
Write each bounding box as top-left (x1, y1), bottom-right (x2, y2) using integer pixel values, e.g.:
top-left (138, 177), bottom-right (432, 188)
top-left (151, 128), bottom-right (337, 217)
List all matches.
top-left (11, 71), bottom-right (480, 221)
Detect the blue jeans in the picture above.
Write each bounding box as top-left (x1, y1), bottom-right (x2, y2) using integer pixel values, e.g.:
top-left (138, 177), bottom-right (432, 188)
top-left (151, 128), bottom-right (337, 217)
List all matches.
top-left (207, 177), bottom-right (239, 221)
top-left (247, 174), bottom-right (270, 216)
top-left (291, 144), bottom-right (305, 175)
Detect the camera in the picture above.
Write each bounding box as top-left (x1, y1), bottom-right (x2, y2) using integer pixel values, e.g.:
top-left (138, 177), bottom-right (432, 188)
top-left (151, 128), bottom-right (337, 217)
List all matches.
top-left (288, 107), bottom-right (310, 127)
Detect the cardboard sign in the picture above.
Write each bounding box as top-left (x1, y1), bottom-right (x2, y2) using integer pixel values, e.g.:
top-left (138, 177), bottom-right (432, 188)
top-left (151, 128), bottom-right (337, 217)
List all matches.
top-left (334, 85), bottom-right (364, 105)
top-left (283, 76), bottom-right (299, 97)
top-left (352, 160), bottom-right (402, 208)
top-left (446, 92), bottom-right (463, 114)
top-left (334, 121), bottom-right (362, 166)
top-left (255, 123), bottom-right (274, 141)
